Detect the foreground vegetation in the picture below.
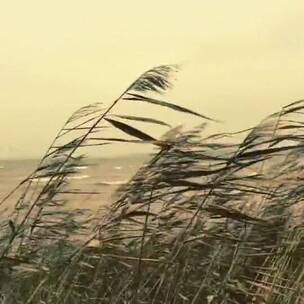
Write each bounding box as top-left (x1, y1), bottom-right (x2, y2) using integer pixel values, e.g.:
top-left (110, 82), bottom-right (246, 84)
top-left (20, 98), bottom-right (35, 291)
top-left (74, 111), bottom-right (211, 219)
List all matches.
top-left (0, 65), bottom-right (304, 303)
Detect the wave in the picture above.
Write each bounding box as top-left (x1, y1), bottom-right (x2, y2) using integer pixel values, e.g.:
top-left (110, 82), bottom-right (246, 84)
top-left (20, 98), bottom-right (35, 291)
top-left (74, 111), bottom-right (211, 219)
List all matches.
top-left (34, 175), bottom-right (90, 183)
top-left (74, 166), bottom-right (88, 170)
top-left (67, 175), bottom-right (90, 180)
top-left (96, 180), bottom-right (128, 186)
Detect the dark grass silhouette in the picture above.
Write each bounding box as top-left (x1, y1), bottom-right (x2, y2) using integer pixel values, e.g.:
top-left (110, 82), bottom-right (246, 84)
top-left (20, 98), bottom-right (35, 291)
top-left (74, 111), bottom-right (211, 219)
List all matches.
top-left (0, 65), bottom-right (304, 303)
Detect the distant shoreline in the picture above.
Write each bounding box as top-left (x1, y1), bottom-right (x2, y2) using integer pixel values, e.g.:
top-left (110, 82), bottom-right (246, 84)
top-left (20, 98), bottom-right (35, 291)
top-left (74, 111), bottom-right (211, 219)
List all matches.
top-left (0, 153), bottom-right (149, 163)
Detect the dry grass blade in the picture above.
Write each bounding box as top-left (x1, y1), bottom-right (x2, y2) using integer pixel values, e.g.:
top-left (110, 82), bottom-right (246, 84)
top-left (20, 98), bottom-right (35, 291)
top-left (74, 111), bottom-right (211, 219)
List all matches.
top-left (124, 93), bottom-right (216, 121)
top-left (104, 118), bottom-right (156, 142)
top-left (112, 114), bottom-right (171, 127)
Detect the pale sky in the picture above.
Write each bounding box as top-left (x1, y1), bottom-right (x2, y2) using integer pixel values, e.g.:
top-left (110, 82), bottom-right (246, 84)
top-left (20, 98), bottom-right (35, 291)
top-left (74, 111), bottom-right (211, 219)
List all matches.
top-left (1, 0), bottom-right (304, 159)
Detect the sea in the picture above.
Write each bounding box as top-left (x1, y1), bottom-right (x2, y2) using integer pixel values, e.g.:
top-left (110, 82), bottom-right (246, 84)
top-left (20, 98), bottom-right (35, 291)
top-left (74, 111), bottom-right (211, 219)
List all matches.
top-left (0, 155), bottom-right (148, 213)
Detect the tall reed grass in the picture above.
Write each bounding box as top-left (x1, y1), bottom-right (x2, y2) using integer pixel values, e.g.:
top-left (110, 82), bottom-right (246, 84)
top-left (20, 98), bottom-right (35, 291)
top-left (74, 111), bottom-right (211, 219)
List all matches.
top-left (0, 65), bottom-right (303, 303)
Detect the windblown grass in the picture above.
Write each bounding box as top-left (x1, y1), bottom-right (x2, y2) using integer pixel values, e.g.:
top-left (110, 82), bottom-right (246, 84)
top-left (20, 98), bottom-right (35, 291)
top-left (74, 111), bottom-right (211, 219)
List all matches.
top-left (0, 65), bottom-right (304, 303)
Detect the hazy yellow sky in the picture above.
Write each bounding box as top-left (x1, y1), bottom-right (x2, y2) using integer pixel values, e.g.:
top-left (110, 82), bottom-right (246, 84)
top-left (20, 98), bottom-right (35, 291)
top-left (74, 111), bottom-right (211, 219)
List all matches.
top-left (1, 0), bottom-right (304, 159)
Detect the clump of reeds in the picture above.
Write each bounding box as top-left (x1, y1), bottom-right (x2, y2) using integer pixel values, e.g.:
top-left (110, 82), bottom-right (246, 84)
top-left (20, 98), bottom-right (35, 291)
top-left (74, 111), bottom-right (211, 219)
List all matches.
top-left (0, 65), bottom-right (304, 303)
